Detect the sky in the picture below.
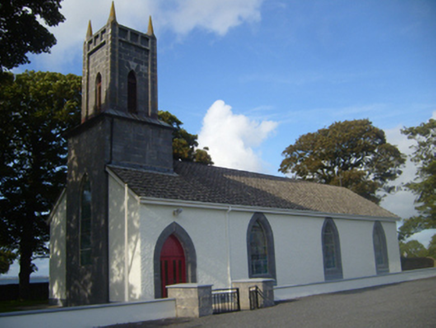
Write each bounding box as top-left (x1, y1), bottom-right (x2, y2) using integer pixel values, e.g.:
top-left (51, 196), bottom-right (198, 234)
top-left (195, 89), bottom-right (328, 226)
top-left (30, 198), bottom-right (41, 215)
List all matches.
top-left (6, 0), bottom-right (436, 277)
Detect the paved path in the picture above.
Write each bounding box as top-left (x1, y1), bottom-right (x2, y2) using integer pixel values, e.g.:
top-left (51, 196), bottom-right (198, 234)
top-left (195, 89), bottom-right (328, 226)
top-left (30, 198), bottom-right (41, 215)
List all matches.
top-left (108, 277), bottom-right (436, 328)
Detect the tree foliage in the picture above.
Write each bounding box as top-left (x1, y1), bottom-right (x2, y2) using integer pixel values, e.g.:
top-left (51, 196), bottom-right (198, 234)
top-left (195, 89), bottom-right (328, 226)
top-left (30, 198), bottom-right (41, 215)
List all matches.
top-left (0, 71), bottom-right (81, 298)
top-left (428, 234), bottom-right (436, 259)
top-left (399, 240), bottom-right (428, 258)
top-left (158, 110), bottom-right (213, 165)
top-left (398, 119), bottom-right (436, 240)
top-left (279, 119), bottom-right (405, 204)
top-left (0, 249), bottom-right (16, 274)
top-left (0, 0), bottom-right (65, 71)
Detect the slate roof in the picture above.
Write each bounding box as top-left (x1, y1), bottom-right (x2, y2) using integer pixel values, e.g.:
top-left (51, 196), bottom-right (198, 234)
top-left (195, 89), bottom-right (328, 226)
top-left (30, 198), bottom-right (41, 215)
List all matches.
top-left (108, 161), bottom-right (398, 219)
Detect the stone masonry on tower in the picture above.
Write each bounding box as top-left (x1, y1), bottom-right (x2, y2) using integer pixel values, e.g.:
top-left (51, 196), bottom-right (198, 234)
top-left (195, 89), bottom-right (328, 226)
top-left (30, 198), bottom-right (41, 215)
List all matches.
top-left (82, 4), bottom-right (158, 121)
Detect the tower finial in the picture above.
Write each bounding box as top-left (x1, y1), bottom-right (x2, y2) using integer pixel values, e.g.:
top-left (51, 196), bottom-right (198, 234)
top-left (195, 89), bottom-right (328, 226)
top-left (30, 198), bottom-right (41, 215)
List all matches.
top-left (86, 20), bottom-right (93, 39)
top-left (147, 16), bottom-right (155, 36)
top-left (108, 1), bottom-right (117, 24)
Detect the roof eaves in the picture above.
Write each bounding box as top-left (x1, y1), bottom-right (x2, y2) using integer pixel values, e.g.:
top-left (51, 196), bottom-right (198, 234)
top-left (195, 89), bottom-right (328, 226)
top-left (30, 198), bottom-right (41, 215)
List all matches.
top-left (139, 196), bottom-right (400, 222)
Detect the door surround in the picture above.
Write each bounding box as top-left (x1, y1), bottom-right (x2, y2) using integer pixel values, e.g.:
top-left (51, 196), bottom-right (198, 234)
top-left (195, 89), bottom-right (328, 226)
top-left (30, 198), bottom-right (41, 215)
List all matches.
top-left (153, 222), bottom-right (197, 298)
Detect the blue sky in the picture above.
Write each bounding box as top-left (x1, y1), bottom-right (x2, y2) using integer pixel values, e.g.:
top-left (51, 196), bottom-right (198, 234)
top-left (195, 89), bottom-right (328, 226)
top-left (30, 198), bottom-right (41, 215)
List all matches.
top-left (7, 0), bottom-right (436, 276)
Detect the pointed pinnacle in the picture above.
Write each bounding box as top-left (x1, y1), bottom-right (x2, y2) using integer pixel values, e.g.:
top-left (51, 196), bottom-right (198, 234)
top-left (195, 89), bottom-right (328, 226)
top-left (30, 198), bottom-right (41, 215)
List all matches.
top-left (147, 16), bottom-right (155, 36)
top-left (86, 20), bottom-right (93, 39)
top-left (108, 1), bottom-right (117, 24)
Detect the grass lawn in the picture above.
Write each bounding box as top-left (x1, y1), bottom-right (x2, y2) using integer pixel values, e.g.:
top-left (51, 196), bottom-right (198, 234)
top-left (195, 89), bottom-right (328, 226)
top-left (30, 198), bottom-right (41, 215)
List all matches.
top-left (0, 299), bottom-right (50, 313)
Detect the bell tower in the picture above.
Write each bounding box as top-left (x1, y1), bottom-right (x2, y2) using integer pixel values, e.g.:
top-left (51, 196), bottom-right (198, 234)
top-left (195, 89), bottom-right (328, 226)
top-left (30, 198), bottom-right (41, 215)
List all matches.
top-left (64, 3), bottom-right (173, 306)
top-left (82, 2), bottom-right (158, 121)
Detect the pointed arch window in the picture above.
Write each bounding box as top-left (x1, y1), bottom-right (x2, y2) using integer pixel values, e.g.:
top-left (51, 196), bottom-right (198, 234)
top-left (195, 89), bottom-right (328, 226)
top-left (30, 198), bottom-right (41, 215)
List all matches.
top-left (373, 221), bottom-right (389, 274)
top-left (80, 175), bottom-right (92, 265)
top-left (322, 218), bottom-right (343, 280)
top-left (95, 73), bottom-right (102, 113)
top-left (127, 70), bottom-right (137, 113)
top-left (247, 213), bottom-right (276, 280)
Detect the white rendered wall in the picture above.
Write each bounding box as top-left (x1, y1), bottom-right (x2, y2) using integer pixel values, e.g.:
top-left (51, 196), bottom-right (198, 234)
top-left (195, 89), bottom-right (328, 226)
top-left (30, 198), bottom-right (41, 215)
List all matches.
top-left (226, 211), bottom-right (250, 282)
top-left (0, 298), bottom-right (176, 328)
top-left (216, 210), bottom-right (401, 288)
top-left (108, 175), bottom-right (125, 301)
top-left (228, 212), bottom-right (402, 288)
top-left (270, 214), bottom-right (326, 286)
top-left (138, 204), bottom-right (230, 299)
top-left (129, 197), bottom-right (401, 299)
top-left (108, 175), bottom-right (142, 302)
top-left (382, 221), bottom-right (402, 273)
top-left (49, 191), bottom-right (67, 304)
top-left (336, 219), bottom-right (377, 279)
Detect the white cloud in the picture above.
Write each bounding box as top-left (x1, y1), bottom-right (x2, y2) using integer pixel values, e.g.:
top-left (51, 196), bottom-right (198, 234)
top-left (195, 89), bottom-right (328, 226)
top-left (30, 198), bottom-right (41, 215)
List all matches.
top-left (162, 0), bottom-right (263, 36)
top-left (198, 100), bottom-right (278, 173)
top-left (380, 125), bottom-right (417, 219)
top-left (15, 0), bottom-right (263, 73)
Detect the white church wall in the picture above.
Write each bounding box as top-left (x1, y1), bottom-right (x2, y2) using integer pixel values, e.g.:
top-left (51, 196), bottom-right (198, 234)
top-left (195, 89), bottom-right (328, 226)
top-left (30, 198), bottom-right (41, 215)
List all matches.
top-left (108, 175), bottom-right (126, 302)
top-left (124, 197), bottom-right (401, 300)
top-left (336, 219), bottom-right (377, 279)
top-left (382, 221), bottom-right (402, 273)
top-left (177, 207), bottom-right (228, 288)
top-left (127, 192), bottom-right (142, 300)
top-left (138, 204), bottom-right (170, 299)
top-left (49, 190), bottom-right (67, 304)
top-left (227, 211), bottom-right (327, 286)
top-left (227, 211), bottom-right (251, 282)
top-left (108, 175), bottom-right (142, 302)
top-left (270, 214), bottom-right (325, 286)
top-left (226, 211), bottom-right (401, 288)
top-left (138, 203), bottom-right (231, 299)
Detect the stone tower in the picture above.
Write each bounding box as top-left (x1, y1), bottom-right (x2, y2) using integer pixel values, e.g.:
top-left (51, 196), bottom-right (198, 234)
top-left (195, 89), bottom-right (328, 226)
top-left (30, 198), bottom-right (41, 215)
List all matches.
top-left (81, 3), bottom-right (158, 121)
top-left (64, 3), bottom-right (173, 305)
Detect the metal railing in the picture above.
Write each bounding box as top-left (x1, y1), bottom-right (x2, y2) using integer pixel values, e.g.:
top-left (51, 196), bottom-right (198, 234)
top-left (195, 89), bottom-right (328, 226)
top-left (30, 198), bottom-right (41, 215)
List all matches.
top-left (212, 288), bottom-right (240, 314)
top-left (249, 286), bottom-right (265, 310)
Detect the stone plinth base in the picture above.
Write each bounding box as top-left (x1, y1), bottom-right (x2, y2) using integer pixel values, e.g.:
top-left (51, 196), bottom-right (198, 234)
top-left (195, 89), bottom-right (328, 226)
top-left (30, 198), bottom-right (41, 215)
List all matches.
top-left (167, 283), bottom-right (213, 317)
top-left (232, 278), bottom-right (275, 310)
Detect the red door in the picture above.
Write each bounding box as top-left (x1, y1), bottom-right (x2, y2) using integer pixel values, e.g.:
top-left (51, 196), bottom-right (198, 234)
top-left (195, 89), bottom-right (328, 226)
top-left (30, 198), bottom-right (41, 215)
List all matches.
top-left (160, 234), bottom-right (186, 297)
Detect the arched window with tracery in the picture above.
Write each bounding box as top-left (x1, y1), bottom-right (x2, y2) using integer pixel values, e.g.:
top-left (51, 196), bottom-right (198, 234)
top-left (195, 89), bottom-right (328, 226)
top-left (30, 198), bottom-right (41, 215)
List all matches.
top-left (127, 70), bottom-right (137, 113)
top-left (95, 73), bottom-right (102, 113)
top-left (80, 175), bottom-right (92, 265)
top-left (247, 213), bottom-right (276, 280)
top-left (373, 221), bottom-right (389, 274)
top-left (322, 218), bottom-right (343, 280)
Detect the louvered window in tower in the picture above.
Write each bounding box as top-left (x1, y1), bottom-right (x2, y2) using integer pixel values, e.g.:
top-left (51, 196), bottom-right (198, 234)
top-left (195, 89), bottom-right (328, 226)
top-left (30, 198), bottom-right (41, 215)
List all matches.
top-left (128, 71), bottom-right (137, 113)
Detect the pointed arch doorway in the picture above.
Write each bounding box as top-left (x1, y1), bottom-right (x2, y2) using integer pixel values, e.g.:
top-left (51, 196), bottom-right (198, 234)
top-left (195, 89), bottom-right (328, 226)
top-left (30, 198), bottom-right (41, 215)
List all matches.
top-left (160, 234), bottom-right (186, 297)
top-left (154, 222), bottom-right (197, 298)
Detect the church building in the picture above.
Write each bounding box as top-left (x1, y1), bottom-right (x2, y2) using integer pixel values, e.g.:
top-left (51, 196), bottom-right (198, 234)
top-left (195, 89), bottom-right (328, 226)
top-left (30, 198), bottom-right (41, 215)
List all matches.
top-left (49, 4), bottom-right (401, 306)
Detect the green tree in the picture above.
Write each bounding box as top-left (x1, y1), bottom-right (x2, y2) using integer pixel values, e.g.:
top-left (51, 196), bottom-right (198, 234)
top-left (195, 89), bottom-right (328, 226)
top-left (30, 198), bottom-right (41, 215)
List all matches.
top-left (0, 249), bottom-right (16, 274)
top-left (0, 71), bottom-right (81, 299)
top-left (158, 111), bottom-right (213, 165)
top-left (427, 235), bottom-right (436, 259)
top-left (399, 240), bottom-right (428, 258)
top-left (0, 1), bottom-right (65, 72)
top-left (279, 119), bottom-right (405, 204)
top-left (398, 119), bottom-right (436, 240)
